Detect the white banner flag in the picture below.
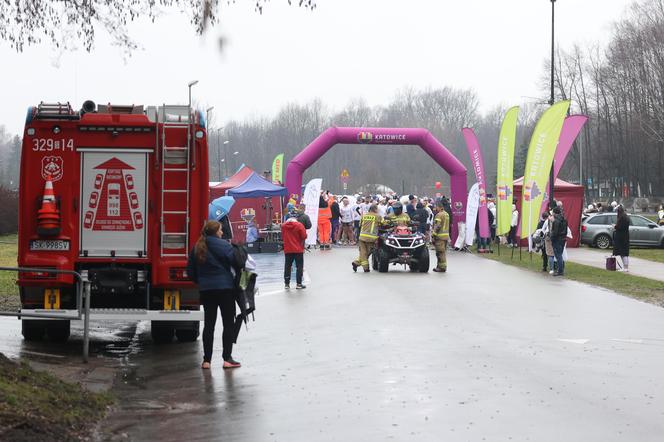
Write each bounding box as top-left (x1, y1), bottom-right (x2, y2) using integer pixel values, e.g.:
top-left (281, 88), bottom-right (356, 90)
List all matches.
top-left (302, 178), bottom-right (322, 246)
top-left (465, 183), bottom-right (480, 246)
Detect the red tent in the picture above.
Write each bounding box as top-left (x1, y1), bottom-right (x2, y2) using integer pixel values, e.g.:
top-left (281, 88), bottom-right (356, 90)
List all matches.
top-left (209, 166), bottom-right (283, 243)
top-left (513, 177), bottom-right (584, 247)
top-left (209, 166), bottom-right (253, 201)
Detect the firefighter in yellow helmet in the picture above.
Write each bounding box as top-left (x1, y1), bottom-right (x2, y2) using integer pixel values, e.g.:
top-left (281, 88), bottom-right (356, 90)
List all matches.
top-left (353, 204), bottom-right (382, 272)
top-left (432, 199), bottom-right (450, 272)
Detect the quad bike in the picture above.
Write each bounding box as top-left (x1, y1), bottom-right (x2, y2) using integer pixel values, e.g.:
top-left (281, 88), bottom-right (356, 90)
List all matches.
top-left (372, 222), bottom-right (429, 273)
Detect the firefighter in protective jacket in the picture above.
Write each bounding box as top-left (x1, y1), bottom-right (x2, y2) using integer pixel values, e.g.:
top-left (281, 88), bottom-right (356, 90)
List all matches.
top-left (432, 199), bottom-right (450, 272)
top-left (352, 204), bottom-right (382, 272)
top-left (385, 202), bottom-right (411, 226)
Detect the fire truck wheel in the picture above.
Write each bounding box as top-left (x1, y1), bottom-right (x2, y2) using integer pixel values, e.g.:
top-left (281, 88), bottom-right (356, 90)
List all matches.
top-left (175, 322), bottom-right (200, 343)
top-left (46, 320), bottom-right (71, 343)
top-left (22, 319), bottom-right (46, 341)
top-left (151, 321), bottom-right (175, 344)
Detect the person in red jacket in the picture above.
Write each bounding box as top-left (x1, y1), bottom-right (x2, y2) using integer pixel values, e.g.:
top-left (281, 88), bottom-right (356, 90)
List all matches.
top-left (281, 211), bottom-right (308, 289)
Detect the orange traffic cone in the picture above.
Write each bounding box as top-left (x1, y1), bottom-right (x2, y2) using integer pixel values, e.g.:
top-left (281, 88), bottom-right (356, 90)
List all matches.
top-left (37, 174), bottom-right (61, 236)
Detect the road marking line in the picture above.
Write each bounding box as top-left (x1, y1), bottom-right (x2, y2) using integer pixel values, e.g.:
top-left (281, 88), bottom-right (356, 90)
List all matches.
top-left (557, 339), bottom-right (589, 344)
top-left (610, 338), bottom-right (644, 344)
top-left (258, 289), bottom-right (285, 297)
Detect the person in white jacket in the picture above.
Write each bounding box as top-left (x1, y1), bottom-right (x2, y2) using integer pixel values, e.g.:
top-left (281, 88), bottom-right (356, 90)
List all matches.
top-left (488, 201), bottom-right (497, 243)
top-left (508, 204), bottom-right (519, 247)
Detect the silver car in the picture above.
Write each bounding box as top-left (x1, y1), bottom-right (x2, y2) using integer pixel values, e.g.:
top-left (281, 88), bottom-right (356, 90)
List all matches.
top-left (580, 213), bottom-right (664, 249)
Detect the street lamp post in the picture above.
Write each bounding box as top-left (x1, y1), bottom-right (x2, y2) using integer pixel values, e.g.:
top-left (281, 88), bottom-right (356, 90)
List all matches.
top-left (205, 106), bottom-right (215, 178)
top-left (213, 128), bottom-right (221, 181)
top-left (548, 0), bottom-right (556, 210)
top-left (223, 140), bottom-right (230, 177)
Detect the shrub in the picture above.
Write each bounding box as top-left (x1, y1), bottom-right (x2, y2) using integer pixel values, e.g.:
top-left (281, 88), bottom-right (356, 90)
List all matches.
top-left (0, 186), bottom-right (18, 234)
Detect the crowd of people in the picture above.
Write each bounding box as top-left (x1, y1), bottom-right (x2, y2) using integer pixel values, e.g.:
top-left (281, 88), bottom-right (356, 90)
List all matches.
top-left (279, 189), bottom-right (652, 285)
top-left (286, 192), bottom-right (452, 247)
top-left (280, 191), bottom-right (453, 279)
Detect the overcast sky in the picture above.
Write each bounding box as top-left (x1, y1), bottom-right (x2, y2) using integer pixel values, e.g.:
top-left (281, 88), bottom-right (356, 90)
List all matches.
top-left (0, 0), bottom-right (633, 135)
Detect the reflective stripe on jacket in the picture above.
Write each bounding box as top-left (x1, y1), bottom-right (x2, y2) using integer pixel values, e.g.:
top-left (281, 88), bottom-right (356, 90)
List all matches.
top-left (359, 213), bottom-right (382, 241)
top-left (433, 211), bottom-right (450, 240)
top-left (386, 213), bottom-right (411, 226)
top-left (318, 205), bottom-right (332, 220)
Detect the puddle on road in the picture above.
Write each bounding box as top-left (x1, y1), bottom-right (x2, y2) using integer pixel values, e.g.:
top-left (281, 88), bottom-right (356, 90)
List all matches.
top-left (121, 366), bottom-right (147, 389)
top-left (0, 317), bottom-right (148, 364)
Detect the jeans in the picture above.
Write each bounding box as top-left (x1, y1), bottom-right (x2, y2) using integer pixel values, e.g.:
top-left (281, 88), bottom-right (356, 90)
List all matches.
top-left (331, 218), bottom-right (340, 242)
top-left (552, 238), bottom-right (566, 275)
top-left (284, 253), bottom-right (304, 284)
top-left (508, 226), bottom-right (517, 245)
top-left (201, 289), bottom-right (236, 363)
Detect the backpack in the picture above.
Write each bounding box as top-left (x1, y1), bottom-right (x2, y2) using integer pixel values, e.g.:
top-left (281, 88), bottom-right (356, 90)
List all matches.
top-left (231, 243), bottom-right (249, 273)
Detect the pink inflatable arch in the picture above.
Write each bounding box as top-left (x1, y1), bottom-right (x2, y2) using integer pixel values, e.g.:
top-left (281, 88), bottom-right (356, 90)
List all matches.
top-left (285, 127), bottom-right (467, 242)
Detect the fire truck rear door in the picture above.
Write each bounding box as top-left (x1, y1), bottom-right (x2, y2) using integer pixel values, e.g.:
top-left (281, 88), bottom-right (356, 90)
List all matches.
top-left (79, 149), bottom-right (151, 257)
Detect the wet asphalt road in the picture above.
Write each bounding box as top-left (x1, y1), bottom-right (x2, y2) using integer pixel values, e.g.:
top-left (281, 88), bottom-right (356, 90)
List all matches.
top-left (3, 248), bottom-right (664, 441)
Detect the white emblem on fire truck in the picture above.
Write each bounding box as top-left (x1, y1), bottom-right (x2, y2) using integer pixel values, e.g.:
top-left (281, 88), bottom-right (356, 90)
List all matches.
top-left (83, 157), bottom-right (142, 232)
top-left (42, 156), bottom-right (63, 182)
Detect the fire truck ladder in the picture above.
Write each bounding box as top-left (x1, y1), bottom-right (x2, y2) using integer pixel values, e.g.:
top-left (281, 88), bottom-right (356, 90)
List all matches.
top-left (159, 105), bottom-right (193, 257)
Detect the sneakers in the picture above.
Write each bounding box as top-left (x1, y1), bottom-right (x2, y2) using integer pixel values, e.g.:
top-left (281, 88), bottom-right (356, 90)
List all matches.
top-left (549, 270), bottom-right (554, 275)
top-left (285, 283), bottom-right (290, 289)
top-left (223, 358), bottom-right (241, 369)
top-left (296, 283), bottom-right (306, 289)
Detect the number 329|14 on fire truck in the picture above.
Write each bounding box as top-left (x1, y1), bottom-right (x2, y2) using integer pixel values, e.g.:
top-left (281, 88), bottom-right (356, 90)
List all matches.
top-left (18, 101), bottom-right (210, 343)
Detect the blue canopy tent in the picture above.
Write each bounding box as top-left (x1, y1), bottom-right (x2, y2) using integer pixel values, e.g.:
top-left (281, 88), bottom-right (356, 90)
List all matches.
top-left (227, 172), bottom-right (289, 198)
top-left (227, 173), bottom-right (287, 250)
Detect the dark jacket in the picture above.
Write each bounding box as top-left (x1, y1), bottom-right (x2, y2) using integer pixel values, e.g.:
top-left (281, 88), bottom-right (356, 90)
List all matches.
top-left (613, 214), bottom-right (630, 256)
top-left (297, 213), bottom-right (312, 230)
top-left (187, 236), bottom-right (237, 291)
top-left (414, 207), bottom-right (429, 228)
top-left (551, 214), bottom-right (568, 241)
top-left (330, 201), bottom-right (341, 220)
top-left (406, 204), bottom-right (416, 219)
top-left (220, 216), bottom-right (233, 240)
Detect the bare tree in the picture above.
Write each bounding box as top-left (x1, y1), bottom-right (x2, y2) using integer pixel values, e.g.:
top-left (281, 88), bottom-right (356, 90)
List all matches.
top-left (0, 0), bottom-right (316, 54)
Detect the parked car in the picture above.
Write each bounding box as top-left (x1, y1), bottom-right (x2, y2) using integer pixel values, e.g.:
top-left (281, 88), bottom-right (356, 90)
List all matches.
top-left (581, 212), bottom-right (664, 249)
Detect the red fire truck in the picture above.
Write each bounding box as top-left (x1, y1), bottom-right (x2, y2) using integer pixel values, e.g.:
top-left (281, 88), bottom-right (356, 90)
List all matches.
top-left (18, 101), bottom-right (209, 343)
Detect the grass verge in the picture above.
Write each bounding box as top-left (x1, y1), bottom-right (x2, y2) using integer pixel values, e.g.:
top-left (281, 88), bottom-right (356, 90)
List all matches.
top-left (0, 353), bottom-right (113, 441)
top-left (0, 234), bottom-right (19, 311)
top-left (580, 244), bottom-right (664, 264)
top-left (625, 248), bottom-right (664, 264)
top-left (484, 247), bottom-right (664, 307)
